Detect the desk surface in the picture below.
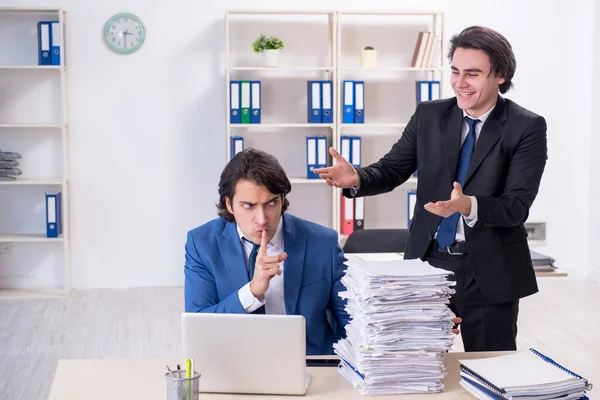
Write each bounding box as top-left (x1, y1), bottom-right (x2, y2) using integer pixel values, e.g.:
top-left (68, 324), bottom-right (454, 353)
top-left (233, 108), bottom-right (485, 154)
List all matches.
top-left (48, 352), bottom-right (510, 399)
top-left (345, 253), bottom-right (568, 278)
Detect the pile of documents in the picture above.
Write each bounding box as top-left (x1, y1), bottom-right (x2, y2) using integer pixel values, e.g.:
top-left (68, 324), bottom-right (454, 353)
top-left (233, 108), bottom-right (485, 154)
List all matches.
top-left (334, 256), bottom-right (457, 395)
top-left (530, 250), bottom-right (556, 271)
top-left (0, 150), bottom-right (22, 181)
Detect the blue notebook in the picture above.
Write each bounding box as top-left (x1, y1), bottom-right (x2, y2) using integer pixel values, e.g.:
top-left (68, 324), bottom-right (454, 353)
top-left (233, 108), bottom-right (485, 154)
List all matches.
top-left (459, 348), bottom-right (592, 400)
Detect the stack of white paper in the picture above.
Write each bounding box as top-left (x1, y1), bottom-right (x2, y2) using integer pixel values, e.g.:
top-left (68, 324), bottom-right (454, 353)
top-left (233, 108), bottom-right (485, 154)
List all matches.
top-left (334, 257), bottom-right (457, 395)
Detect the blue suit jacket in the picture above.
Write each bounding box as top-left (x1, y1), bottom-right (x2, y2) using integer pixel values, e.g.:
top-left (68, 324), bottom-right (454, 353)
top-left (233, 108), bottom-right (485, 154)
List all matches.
top-left (184, 213), bottom-right (350, 355)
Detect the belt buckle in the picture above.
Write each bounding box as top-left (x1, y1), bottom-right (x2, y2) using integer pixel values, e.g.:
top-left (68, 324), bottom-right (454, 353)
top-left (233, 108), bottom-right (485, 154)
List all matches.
top-left (446, 245), bottom-right (464, 256)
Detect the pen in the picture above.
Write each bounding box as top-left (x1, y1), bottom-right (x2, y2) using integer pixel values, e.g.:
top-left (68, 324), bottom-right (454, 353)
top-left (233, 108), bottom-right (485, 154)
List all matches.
top-left (191, 358), bottom-right (195, 376)
top-left (166, 365), bottom-right (175, 378)
top-left (177, 364), bottom-right (182, 379)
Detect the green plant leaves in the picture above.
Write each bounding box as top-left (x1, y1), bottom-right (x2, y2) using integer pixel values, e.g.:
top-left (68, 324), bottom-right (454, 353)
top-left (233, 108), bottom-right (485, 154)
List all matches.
top-left (252, 35), bottom-right (284, 52)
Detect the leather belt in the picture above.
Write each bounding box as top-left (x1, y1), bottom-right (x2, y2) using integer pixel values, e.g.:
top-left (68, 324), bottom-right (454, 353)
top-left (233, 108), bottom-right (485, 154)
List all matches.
top-left (432, 240), bottom-right (468, 255)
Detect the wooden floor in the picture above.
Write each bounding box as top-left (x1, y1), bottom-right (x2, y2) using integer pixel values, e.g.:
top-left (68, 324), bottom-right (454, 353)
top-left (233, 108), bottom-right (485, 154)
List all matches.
top-left (1, 274), bottom-right (598, 400)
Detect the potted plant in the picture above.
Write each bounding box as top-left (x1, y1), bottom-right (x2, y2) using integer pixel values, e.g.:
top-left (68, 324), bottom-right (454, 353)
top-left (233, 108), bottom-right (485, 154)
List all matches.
top-left (360, 45), bottom-right (377, 68)
top-left (252, 34), bottom-right (284, 67)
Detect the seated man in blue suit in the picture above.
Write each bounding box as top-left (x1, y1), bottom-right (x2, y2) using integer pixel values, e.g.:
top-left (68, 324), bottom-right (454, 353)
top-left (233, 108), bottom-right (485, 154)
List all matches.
top-left (184, 148), bottom-right (349, 355)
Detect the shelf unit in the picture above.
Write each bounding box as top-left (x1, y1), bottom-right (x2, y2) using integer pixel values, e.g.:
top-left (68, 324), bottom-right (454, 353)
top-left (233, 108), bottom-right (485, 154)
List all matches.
top-left (225, 10), bottom-right (443, 237)
top-left (0, 7), bottom-right (70, 299)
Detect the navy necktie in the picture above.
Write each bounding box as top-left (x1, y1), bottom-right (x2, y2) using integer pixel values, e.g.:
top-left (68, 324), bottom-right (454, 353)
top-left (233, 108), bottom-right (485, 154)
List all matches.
top-left (436, 117), bottom-right (480, 248)
top-left (243, 238), bottom-right (260, 280)
top-left (243, 238), bottom-right (265, 314)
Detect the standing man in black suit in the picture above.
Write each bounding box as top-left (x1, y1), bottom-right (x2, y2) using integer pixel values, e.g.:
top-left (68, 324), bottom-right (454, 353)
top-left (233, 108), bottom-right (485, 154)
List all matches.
top-left (314, 26), bottom-right (548, 352)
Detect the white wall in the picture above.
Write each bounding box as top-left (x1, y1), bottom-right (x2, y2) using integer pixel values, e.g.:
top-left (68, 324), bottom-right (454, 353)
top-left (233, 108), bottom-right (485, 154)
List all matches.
top-left (1, 0), bottom-right (596, 288)
top-left (589, 0), bottom-right (600, 278)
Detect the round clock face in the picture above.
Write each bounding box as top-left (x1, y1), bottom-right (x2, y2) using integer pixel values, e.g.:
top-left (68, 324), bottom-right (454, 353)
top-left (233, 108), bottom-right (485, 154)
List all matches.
top-left (104, 12), bottom-right (145, 54)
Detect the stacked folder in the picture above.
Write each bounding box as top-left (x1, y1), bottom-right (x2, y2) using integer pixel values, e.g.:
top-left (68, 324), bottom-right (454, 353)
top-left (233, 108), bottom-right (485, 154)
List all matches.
top-left (37, 20), bottom-right (61, 65)
top-left (459, 349), bottom-right (593, 399)
top-left (339, 136), bottom-right (363, 234)
top-left (530, 250), bottom-right (556, 271)
top-left (229, 80), bottom-right (261, 124)
top-left (0, 150), bottom-right (22, 181)
top-left (416, 80), bottom-right (440, 103)
top-left (334, 256), bottom-right (457, 395)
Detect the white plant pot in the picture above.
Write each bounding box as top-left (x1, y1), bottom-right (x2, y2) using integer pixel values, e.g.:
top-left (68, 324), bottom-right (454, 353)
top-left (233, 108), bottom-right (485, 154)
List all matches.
top-left (360, 49), bottom-right (378, 68)
top-left (263, 49), bottom-right (280, 67)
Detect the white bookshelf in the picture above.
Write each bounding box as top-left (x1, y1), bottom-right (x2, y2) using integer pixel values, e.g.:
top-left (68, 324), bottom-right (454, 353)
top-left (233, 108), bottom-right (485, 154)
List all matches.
top-left (0, 123), bottom-right (64, 128)
top-left (0, 234), bottom-right (66, 242)
top-left (0, 65), bottom-right (63, 70)
top-left (0, 7), bottom-right (70, 299)
top-left (225, 10), bottom-right (442, 237)
top-left (228, 67), bottom-right (334, 71)
top-left (230, 123), bottom-right (334, 129)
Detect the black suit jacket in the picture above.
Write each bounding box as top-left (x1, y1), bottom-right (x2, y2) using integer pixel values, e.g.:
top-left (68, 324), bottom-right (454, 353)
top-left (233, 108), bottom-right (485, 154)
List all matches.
top-left (344, 95), bottom-right (547, 303)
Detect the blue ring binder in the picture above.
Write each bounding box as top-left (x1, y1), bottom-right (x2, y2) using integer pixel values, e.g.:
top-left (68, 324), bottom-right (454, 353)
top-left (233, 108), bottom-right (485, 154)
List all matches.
top-left (528, 348), bottom-right (593, 391)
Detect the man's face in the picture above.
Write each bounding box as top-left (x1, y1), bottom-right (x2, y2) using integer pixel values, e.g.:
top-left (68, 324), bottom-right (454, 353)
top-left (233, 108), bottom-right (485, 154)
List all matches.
top-left (450, 47), bottom-right (505, 118)
top-left (225, 179), bottom-right (283, 245)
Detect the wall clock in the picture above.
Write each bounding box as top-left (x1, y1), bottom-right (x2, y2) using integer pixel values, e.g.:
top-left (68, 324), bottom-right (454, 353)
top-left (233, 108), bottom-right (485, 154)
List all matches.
top-left (104, 12), bottom-right (146, 54)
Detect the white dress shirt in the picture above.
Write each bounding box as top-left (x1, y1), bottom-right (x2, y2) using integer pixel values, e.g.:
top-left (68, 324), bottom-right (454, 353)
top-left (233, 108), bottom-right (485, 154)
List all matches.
top-left (441, 105), bottom-right (495, 241)
top-left (236, 217), bottom-right (286, 314)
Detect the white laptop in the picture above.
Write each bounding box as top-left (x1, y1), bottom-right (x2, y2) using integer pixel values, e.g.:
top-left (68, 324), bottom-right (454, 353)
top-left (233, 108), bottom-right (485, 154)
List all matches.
top-left (181, 313), bottom-right (307, 395)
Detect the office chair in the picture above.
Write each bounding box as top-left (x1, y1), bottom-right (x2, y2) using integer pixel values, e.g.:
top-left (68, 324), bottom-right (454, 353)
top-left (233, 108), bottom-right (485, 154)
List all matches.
top-left (342, 229), bottom-right (409, 254)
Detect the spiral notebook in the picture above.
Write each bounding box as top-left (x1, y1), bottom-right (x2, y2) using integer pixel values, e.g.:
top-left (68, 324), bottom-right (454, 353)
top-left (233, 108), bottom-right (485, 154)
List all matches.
top-left (459, 348), bottom-right (592, 400)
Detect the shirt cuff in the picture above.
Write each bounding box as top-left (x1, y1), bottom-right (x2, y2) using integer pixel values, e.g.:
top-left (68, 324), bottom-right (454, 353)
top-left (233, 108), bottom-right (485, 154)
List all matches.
top-left (462, 196), bottom-right (478, 228)
top-left (238, 282), bottom-right (265, 313)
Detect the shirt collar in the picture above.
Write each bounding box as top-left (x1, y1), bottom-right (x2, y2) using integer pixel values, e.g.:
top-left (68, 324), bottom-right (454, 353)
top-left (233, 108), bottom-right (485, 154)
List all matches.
top-left (236, 215), bottom-right (284, 250)
top-left (463, 105), bottom-right (495, 125)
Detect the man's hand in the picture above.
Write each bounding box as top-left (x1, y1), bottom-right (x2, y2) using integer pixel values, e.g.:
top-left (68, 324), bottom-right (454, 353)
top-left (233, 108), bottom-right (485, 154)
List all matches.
top-left (249, 230), bottom-right (287, 298)
top-left (451, 317), bottom-right (462, 335)
top-left (424, 182), bottom-right (471, 217)
top-left (314, 147), bottom-right (360, 188)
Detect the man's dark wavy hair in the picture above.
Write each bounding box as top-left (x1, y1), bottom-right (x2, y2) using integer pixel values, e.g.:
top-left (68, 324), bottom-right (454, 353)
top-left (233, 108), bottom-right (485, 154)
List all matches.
top-left (448, 25), bottom-right (516, 94)
top-left (217, 148), bottom-right (291, 222)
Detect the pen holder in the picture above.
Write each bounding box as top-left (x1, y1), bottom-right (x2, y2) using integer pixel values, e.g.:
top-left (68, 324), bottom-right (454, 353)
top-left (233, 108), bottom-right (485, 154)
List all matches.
top-left (165, 370), bottom-right (201, 400)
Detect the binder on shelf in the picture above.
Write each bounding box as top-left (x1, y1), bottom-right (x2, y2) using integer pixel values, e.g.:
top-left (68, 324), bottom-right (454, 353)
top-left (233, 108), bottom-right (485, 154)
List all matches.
top-left (306, 136), bottom-right (318, 179)
top-left (421, 32), bottom-right (435, 68)
top-left (316, 136), bottom-right (328, 170)
top-left (250, 80), bottom-right (261, 124)
top-left (416, 80), bottom-right (441, 103)
top-left (240, 80), bottom-right (251, 124)
top-left (37, 21), bottom-right (52, 65)
top-left (350, 136), bottom-right (361, 168)
top-left (430, 81), bottom-right (440, 100)
top-left (321, 80), bottom-right (333, 123)
top-left (230, 136), bottom-right (244, 159)
top-left (410, 31), bottom-right (426, 68)
top-left (407, 191), bottom-right (416, 228)
top-left (50, 20), bottom-right (60, 65)
top-left (340, 136), bottom-right (352, 163)
top-left (307, 81), bottom-right (322, 123)
top-left (343, 80), bottom-right (354, 124)
top-left (45, 192), bottom-right (63, 238)
top-left (354, 197), bottom-right (364, 231)
top-left (229, 80), bottom-right (240, 124)
top-left (353, 81), bottom-right (365, 123)
top-left (341, 195), bottom-right (354, 236)
top-left (416, 81), bottom-right (430, 103)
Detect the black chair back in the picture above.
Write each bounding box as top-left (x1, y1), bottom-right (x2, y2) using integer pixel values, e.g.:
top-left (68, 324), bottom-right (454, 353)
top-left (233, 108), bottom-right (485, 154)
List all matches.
top-left (343, 229), bottom-right (409, 253)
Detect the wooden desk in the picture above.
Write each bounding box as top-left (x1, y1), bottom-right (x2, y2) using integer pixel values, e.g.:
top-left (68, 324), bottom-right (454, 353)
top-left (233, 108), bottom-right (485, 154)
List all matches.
top-left (48, 352), bottom-right (509, 399)
top-left (345, 253), bottom-right (568, 277)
